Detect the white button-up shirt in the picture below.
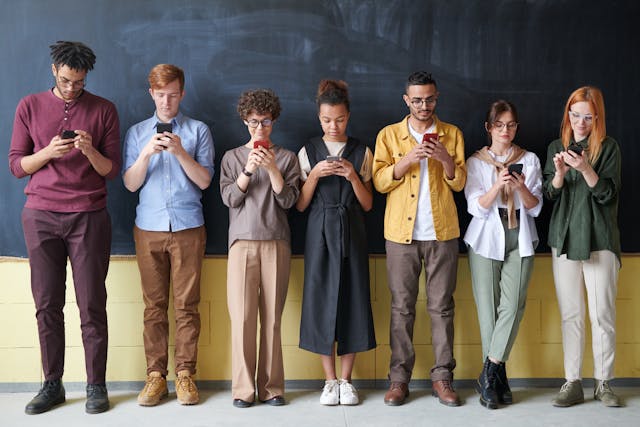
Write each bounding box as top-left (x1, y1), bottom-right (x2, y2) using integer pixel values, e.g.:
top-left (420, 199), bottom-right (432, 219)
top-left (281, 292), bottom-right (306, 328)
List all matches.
top-left (463, 150), bottom-right (543, 260)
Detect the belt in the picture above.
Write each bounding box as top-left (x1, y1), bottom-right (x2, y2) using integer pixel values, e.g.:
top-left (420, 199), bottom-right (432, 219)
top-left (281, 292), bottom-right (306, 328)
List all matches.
top-left (498, 208), bottom-right (520, 221)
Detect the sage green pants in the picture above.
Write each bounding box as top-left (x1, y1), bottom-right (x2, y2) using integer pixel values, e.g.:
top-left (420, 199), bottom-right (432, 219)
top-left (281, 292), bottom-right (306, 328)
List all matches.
top-left (468, 222), bottom-right (534, 362)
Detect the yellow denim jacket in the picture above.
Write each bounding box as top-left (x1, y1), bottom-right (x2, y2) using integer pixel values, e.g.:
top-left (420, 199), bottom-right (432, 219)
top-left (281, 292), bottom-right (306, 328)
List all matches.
top-left (372, 115), bottom-right (466, 244)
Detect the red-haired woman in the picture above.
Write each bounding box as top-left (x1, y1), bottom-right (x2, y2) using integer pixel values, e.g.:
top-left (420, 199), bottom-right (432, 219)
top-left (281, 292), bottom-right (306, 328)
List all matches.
top-left (544, 86), bottom-right (622, 408)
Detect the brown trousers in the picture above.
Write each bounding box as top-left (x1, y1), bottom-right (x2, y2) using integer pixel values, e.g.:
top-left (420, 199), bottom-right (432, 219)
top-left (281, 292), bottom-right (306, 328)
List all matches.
top-left (227, 240), bottom-right (290, 402)
top-left (134, 225), bottom-right (206, 376)
top-left (385, 239), bottom-right (458, 383)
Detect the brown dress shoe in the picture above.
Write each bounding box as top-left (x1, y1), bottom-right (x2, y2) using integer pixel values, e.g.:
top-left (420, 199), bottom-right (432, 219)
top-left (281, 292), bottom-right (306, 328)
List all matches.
top-left (432, 379), bottom-right (461, 407)
top-left (384, 382), bottom-right (409, 406)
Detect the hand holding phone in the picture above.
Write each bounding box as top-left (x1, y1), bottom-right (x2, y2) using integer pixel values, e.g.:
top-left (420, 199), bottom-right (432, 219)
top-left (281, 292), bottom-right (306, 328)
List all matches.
top-left (422, 133), bottom-right (438, 146)
top-left (61, 130), bottom-right (77, 144)
top-left (567, 143), bottom-right (583, 155)
top-left (508, 163), bottom-right (523, 176)
top-left (156, 123), bottom-right (173, 134)
top-left (253, 140), bottom-right (270, 150)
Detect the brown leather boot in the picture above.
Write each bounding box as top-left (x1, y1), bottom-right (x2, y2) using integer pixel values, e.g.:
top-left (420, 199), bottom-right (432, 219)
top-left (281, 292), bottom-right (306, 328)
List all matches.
top-left (384, 382), bottom-right (409, 406)
top-left (432, 379), bottom-right (461, 407)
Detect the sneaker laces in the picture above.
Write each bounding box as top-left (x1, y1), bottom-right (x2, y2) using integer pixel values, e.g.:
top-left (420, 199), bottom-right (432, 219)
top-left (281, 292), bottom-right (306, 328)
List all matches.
top-left (323, 379), bottom-right (338, 393)
top-left (144, 375), bottom-right (165, 393)
top-left (340, 380), bottom-right (357, 397)
top-left (177, 375), bottom-right (196, 393)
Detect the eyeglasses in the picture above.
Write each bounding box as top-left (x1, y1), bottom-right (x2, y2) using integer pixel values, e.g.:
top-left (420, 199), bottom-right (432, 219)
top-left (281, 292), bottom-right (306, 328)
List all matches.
top-left (56, 74), bottom-right (86, 89)
top-left (410, 97), bottom-right (438, 108)
top-left (493, 121), bottom-right (518, 130)
top-left (245, 118), bottom-right (273, 128)
top-left (568, 110), bottom-right (594, 123)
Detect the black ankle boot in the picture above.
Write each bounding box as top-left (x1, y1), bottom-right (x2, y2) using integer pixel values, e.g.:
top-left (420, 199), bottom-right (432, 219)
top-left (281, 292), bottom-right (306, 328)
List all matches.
top-left (25, 379), bottom-right (65, 415)
top-left (477, 358), bottom-right (499, 409)
top-left (496, 363), bottom-right (513, 404)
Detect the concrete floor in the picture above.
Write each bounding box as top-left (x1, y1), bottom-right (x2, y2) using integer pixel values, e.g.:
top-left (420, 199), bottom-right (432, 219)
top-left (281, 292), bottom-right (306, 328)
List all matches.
top-left (1, 386), bottom-right (639, 427)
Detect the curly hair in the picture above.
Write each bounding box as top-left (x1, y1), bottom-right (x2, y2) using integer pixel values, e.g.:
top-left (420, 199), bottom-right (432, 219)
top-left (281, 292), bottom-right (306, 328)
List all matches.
top-left (49, 41), bottom-right (96, 71)
top-left (237, 89), bottom-right (281, 120)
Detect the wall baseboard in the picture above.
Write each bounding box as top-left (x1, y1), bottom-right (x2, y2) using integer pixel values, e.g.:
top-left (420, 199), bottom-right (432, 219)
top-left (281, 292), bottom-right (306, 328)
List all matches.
top-left (2, 378), bottom-right (638, 393)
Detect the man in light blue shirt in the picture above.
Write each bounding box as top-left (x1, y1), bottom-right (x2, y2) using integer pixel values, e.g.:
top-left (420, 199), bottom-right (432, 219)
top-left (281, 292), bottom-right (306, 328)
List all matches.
top-left (123, 64), bottom-right (214, 407)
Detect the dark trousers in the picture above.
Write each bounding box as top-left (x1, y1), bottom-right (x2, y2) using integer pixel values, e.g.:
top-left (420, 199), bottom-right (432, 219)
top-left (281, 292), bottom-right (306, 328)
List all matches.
top-left (22, 207), bottom-right (111, 384)
top-left (385, 239), bottom-right (458, 383)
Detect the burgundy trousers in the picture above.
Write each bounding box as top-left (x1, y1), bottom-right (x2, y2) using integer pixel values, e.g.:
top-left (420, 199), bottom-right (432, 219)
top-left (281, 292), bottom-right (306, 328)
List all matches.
top-left (22, 207), bottom-right (111, 384)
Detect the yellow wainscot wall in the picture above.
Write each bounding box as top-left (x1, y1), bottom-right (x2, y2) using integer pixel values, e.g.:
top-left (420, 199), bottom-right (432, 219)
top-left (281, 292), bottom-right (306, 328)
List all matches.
top-left (1, 254), bottom-right (639, 387)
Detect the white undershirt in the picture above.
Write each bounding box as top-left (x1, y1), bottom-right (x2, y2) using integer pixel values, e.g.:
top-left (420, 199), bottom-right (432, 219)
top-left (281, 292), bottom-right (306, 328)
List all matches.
top-left (409, 123), bottom-right (437, 241)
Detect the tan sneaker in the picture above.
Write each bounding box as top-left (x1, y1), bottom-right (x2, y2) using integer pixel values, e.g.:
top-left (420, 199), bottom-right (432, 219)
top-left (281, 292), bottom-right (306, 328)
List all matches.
top-left (137, 372), bottom-right (168, 406)
top-left (175, 370), bottom-right (199, 405)
top-left (552, 380), bottom-right (584, 407)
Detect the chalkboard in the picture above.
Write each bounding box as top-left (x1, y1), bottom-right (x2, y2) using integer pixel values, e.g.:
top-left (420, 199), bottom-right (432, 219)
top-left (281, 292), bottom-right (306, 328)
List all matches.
top-left (1, 0), bottom-right (639, 256)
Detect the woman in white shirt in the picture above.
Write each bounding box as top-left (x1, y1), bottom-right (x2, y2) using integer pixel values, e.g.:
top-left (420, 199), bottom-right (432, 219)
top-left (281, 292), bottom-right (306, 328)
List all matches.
top-left (464, 100), bottom-right (542, 409)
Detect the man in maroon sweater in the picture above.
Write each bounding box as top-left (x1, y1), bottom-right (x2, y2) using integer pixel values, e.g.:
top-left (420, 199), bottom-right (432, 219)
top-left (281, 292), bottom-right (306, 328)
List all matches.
top-left (8, 41), bottom-right (120, 415)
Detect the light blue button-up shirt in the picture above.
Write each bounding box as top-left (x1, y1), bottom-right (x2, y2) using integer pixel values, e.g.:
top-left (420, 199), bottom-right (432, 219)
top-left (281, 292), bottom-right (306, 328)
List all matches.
top-left (123, 112), bottom-right (215, 232)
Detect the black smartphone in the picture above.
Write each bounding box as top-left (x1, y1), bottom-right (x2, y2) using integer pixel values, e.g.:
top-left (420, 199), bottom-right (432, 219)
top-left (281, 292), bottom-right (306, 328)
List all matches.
top-left (508, 163), bottom-right (523, 176)
top-left (567, 143), bottom-right (583, 155)
top-left (61, 130), bottom-right (77, 143)
top-left (156, 123), bottom-right (173, 134)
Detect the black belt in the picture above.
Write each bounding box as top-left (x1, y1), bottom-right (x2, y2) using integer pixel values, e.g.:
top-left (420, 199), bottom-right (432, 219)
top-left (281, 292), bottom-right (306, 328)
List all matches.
top-left (498, 208), bottom-right (520, 221)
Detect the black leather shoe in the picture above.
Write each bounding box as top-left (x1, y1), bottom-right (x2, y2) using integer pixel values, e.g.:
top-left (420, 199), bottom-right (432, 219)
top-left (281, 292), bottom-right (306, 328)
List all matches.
top-left (233, 398), bottom-right (254, 408)
top-left (86, 384), bottom-right (110, 414)
top-left (25, 379), bottom-right (65, 415)
top-left (261, 395), bottom-right (286, 406)
top-left (496, 363), bottom-right (513, 404)
top-left (476, 358), bottom-right (499, 409)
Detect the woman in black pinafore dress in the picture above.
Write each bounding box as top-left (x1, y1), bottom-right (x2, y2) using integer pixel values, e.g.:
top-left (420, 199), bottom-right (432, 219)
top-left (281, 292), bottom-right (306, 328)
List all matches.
top-left (297, 80), bottom-right (376, 406)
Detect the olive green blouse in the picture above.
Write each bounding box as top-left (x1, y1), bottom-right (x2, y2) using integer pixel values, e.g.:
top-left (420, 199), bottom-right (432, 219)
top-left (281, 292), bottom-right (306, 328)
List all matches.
top-left (543, 136), bottom-right (621, 261)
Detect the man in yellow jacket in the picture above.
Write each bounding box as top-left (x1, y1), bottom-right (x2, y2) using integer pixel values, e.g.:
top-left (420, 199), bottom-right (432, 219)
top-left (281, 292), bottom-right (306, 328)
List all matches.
top-left (373, 71), bottom-right (466, 407)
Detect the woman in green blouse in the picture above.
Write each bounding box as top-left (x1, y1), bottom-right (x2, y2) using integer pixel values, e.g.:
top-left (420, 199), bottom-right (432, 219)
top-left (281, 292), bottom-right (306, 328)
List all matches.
top-left (543, 86), bottom-right (622, 408)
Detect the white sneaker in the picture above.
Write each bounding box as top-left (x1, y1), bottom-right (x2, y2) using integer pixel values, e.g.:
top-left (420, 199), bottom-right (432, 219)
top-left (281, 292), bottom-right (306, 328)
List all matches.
top-left (320, 379), bottom-right (339, 405)
top-left (339, 379), bottom-right (359, 405)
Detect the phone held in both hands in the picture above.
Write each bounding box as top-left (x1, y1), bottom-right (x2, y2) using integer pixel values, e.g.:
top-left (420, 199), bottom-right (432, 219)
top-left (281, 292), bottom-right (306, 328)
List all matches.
top-left (61, 130), bottom-right (77, 144)
top-left (253, 140), bottom-right (270, 150)
top-left (156, 123), bottom-right (173, 134)
top-left (422, 133), bottom-right (438, 145)
top-left (326, 155), bottom-right (341, 162)
top-left (508, 163), bottom-right (523, 176)
top-left (567, 142), bottom-right (584, 155)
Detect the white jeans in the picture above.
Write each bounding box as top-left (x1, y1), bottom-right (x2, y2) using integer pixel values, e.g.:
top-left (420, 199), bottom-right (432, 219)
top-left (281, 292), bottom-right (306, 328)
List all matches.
top-left (551, 248), bottom-right (619, 381)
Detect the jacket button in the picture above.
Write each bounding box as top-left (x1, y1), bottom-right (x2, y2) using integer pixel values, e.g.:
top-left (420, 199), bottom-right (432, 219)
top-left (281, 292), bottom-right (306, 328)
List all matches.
top-left (405, 239), bottom-right (410, 243)
top-left (412, 175), bottom-right (416, 178)
top-left (411, 194), bottom-right (415, 197)
top-left (408, 217), bottom-right (412, 221)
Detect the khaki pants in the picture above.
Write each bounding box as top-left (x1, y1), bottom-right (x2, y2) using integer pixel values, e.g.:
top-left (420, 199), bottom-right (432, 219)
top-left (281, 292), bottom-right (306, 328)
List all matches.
top-left (227, 240), bottom-right (290, 402)
top-left (385, 239), bottom-right (458, 382)
top-left (134, 225), bottom-right (206, 376)
top-left (551, 248), bottom-right (619, 381)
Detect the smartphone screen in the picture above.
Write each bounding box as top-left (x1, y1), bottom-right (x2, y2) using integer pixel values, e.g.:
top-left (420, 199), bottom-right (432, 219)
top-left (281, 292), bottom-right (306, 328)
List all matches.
top-left (156, 123), bottom-right (173, 134)
top-left (567, 143), bottom-right (583, 155)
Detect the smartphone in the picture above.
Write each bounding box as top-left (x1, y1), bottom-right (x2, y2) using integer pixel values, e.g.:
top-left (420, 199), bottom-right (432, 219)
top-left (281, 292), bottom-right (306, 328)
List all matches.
top-left (326, 155), bottom-right (341, 162)
top-left (253, 140), bottom-right (270, 149)
top-left (508, 163), bottom-right (523, 176)
top-left (156, 123), bottom-right (173, 134)
top-left (61, 130), bottom-right (77, 144)
top-left (567, 143), bottom-right (584, 155)
top-left (422, 133), bottom-right (438, 145)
